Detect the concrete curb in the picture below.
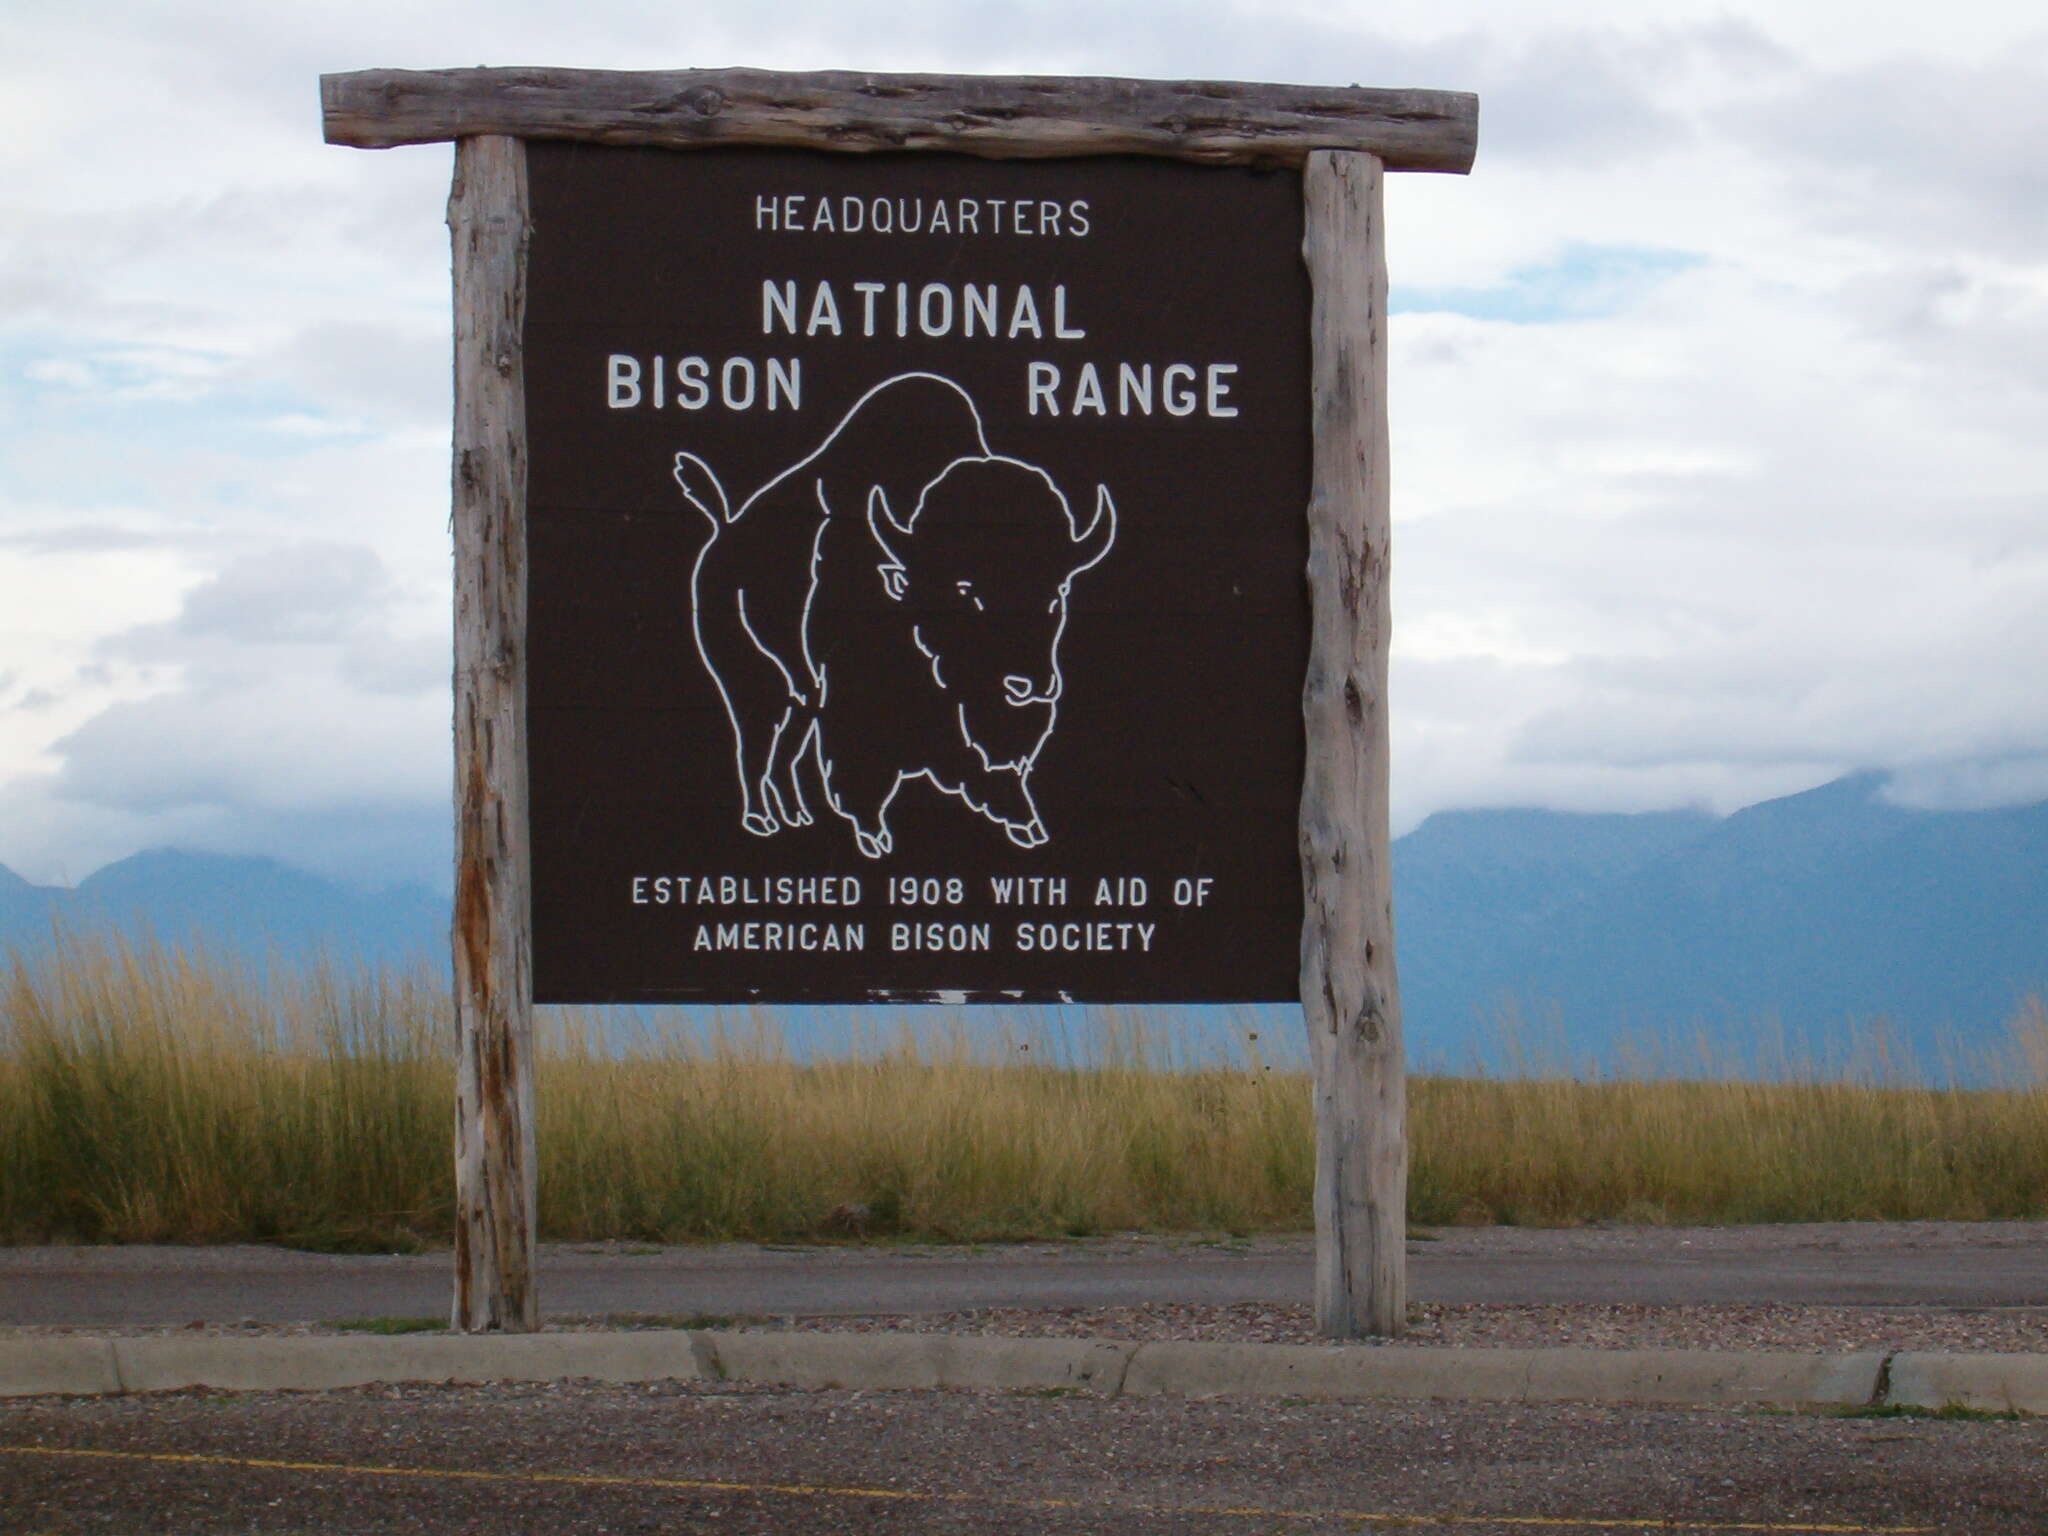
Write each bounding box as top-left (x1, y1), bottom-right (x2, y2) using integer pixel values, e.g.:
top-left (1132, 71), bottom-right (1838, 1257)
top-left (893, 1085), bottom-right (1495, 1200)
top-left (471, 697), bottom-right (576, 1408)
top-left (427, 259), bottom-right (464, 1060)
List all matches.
top-left (1119, 1343), bottom-right (1889, 1407)
top-left (107, 1332), bottom-right (707, 1395)
top-left (0, 1332), bottom-right (2037, 1413)
top-left (1889, 1352), bottom-right (2048, 1415)
top-left (0, 1337), bottom-right (120, 1397)
top-left (700, 1330), bottom-right (1134, 1394)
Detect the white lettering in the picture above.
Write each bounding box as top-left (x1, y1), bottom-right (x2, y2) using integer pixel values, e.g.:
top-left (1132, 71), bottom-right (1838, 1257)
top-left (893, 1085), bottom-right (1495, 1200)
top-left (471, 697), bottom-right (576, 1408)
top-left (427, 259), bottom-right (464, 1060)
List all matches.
top-left (1008, 286), bottom-right (1043, 340)
top-left (1013, 921), bottom-right (1155, 952)
top-left (1118, 363), bottom-right (1153, 416)
top-left (1027, 361), bottom-right (1060, 417)
top-left (806, 282), bottom-right (842, 336)
top-left (963, 284), bottom-right (998, 338)
top-left (675, 356), bottom-right (710, 410)
top-left (762, 279), bottom-right (799, 335)
top-left (918, 282), bottom-right (954, 337)
top-left (607, 354), bottom-right (642, 409)
top-left (721, 356), bottom-right (757, 410)
top-left (1206, 363), bottom-right (1239, 418)
top-left (1071, 363), bottom-right (1106, 416)
top-left (1053, 284), bottom-right (1085, 340)
top-left (855, 281), bottom-right (885, 336)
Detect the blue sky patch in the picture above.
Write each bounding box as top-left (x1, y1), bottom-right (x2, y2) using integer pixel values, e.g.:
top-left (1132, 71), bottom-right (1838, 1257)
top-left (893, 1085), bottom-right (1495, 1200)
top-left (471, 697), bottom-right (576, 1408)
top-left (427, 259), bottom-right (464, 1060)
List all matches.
top-left (1, 335), bottom-right (379, 510)
top-left (1393, 244), bottom-right (1706, 324)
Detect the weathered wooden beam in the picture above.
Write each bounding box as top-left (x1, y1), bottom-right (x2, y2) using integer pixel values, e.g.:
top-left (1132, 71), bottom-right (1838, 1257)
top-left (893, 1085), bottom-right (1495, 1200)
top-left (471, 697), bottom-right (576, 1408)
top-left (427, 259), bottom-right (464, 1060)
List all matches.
top-left (1299, 149), bottom-right (1405, 1339)
top-left (322, 67), bottom-right (1477, 173)
top-left (448, 134), bottom-right (538, 1335)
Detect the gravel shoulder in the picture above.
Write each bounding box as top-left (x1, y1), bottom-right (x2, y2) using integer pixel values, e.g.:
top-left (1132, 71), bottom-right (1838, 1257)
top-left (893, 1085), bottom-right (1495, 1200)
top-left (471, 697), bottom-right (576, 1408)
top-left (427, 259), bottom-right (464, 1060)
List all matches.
top-left (8, 1301), bottom-right (2044, 1354)
top-left (5, 1219), bottom-right (2044, 1354)
top-left (8, 1377), bottom-right (2048, 1536)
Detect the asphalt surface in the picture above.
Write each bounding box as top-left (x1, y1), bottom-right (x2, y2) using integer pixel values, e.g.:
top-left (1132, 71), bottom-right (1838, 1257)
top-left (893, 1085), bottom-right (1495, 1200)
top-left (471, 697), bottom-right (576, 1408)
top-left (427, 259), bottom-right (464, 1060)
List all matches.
top-left (6, 1377), bottom-right (2044, 1534)
top-left (3, 1222), bottom-right (2043, 1327)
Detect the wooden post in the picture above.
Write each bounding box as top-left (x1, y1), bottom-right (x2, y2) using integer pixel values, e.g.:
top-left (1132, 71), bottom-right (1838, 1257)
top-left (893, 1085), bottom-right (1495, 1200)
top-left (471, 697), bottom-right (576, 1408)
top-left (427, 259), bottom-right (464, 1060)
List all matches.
top-left (447, 134), bottom-right (538, 1333)
top-left (1299, 149), bottom-right (1405, 1339)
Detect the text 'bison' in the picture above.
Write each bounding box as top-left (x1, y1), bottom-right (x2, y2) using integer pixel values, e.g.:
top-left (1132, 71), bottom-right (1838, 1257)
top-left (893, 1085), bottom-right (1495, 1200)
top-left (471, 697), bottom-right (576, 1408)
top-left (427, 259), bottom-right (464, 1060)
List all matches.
top-left (674, 372), bottom-right (1117, 859)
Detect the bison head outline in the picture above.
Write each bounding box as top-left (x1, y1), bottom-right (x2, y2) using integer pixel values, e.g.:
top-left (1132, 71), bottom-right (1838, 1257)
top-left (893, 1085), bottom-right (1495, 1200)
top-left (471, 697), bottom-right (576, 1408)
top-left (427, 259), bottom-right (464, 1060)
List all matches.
top-left (865, 455), bottom-right (1117, 775)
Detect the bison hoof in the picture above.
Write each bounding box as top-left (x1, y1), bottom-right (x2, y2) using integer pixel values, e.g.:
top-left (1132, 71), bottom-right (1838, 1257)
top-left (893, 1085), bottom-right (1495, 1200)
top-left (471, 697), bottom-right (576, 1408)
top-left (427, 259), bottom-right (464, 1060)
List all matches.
top-left (854, 829), bottom-right (888, 860)
top-left (742, 811), bottom-right (779, 837)
top-left (1004, 818), bottom-right (1048, 849)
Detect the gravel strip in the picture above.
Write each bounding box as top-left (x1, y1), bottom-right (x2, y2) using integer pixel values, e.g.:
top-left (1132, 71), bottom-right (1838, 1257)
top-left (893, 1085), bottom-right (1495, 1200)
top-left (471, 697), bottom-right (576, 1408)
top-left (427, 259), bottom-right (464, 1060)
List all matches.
top-left (8, 1301), bottom-right (2044, 1353)
top-left (3, 1219), bottom-right (2040, 1272)
top-left (6, 1221), bottom-right (2043, 1354)
top-left (763, 1300), bottom-right (2048, 1352)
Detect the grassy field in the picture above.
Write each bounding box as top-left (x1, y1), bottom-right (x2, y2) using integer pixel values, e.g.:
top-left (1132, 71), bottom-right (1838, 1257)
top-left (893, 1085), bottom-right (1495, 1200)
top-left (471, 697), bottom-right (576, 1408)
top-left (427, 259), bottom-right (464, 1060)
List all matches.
top-left (3, 934), bottom-right (2044, 1249)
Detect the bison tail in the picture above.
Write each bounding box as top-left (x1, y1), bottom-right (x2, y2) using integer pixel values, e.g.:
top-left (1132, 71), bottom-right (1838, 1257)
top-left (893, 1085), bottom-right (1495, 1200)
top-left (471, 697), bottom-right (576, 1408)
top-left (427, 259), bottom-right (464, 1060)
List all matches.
top-left (673, 452), bottom-right (732, 528)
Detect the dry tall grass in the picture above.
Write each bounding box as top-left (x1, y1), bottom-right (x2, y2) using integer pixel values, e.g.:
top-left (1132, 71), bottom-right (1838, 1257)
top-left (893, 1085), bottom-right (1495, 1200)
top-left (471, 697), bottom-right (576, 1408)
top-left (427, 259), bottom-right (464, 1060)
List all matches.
top-left (3, 934), bottom-right (2043, 1247)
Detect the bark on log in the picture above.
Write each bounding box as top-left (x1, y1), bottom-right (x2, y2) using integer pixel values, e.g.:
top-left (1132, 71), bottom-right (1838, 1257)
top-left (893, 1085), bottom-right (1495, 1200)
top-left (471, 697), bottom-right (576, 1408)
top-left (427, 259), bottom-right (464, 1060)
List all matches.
top-left (1299, 150), bottom-right (1405, 1339)
top-left (322, 67), bottom-right (1477, 173)
top-left (448, 135), bottom-right (538, 1335)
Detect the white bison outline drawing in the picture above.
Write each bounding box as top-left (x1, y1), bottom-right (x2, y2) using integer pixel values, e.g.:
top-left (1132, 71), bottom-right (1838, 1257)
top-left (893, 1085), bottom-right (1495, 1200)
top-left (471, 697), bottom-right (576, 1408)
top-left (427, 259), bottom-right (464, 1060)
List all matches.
top-left (673, 372), bottom-right (1117, 860)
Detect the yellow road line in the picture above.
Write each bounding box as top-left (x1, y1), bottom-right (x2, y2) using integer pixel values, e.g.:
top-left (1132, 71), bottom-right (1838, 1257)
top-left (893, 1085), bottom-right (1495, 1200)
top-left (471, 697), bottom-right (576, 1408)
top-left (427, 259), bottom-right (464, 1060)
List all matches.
top-left (1, 1444), bottom-right (1935, 1534)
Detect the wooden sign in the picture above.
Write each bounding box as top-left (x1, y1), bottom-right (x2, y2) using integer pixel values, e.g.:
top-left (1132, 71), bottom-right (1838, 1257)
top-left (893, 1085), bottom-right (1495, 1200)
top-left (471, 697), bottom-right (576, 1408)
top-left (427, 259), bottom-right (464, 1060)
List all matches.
top-left (522, 146), bottom-right (1310, 1005)
top-left (323, 66), bottom-right (1477, 1339)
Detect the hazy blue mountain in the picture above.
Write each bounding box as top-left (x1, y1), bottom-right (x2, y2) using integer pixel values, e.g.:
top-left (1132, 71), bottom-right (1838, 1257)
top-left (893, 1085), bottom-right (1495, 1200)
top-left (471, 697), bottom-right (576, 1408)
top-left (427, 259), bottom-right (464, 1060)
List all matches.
top-left (4, 772), bottom-right (2044, 1078)
top-left (0, 850), bottom-right (444, 965)
top-left (1396, 772), bottom-right (2048, 1075)
top-left (0, 860), bottom-right (59, 929)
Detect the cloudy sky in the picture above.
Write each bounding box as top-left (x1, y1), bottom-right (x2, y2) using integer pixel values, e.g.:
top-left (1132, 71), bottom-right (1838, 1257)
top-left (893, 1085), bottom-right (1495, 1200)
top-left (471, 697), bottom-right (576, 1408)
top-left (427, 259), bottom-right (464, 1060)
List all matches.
top-left (2, 1), bottom-right (2044, 892)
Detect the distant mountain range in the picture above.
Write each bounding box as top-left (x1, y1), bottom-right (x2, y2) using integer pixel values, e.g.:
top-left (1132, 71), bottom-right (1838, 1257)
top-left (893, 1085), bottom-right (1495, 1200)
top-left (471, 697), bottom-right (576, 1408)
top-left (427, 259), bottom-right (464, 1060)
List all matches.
top-left (0, 848), bottom-right (445, 967)
top-left (3, 773), bottom-right (2043, 1072)
top-left (1394, 772), bottom-right (2048, 1072)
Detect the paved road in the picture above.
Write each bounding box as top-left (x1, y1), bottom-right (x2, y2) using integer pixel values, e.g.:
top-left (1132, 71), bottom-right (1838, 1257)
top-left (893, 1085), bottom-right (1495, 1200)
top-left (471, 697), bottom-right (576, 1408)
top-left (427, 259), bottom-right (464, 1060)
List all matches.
top-left (3, 1222), bottom-right (2042, 1326)
top-left (5, 1376), bottom-right (2044, 1534)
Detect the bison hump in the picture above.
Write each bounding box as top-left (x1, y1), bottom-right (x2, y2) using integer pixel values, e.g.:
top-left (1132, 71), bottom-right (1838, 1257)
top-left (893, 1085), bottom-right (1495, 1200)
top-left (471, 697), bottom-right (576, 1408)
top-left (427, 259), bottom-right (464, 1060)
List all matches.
top-left (808, 373), bottom-right (990, 521)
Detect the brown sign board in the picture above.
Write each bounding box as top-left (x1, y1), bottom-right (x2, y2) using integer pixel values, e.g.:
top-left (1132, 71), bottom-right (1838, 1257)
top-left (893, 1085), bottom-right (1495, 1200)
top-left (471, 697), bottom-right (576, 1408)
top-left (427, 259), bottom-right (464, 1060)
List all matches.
top-left (329, 62), bottom-right (1474, 1338)
top-left (524, 144), bottom-right (1312, 1004)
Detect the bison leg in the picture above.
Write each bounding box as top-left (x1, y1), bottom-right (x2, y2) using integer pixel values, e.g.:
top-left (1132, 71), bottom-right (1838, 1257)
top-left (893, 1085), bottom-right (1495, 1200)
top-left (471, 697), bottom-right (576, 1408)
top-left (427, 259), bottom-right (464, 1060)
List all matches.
top-left (741, 712), bottom-right (794, 838)
top-left (768, 714), bottom-right (818, 828)
top-left (693, 587), bottom-right (806, 837)
top-left (984, 771), bottom-right (1048, 849)
top-left (923, 754), bottom-right (1047, 849)
top-left (817, 746), bottom-right (900, 860)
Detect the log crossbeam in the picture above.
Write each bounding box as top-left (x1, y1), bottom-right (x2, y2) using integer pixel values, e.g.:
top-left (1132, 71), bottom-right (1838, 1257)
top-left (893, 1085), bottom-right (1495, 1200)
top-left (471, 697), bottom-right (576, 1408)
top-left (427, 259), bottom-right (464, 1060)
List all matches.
top-left (323, 67), bottom-right (1477, 173)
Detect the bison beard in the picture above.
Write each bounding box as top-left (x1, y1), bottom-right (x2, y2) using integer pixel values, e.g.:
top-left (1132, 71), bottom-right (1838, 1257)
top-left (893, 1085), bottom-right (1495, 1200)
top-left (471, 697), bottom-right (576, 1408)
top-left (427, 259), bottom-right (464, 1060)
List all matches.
top-left (673, 372), bottom-right (1116, 859)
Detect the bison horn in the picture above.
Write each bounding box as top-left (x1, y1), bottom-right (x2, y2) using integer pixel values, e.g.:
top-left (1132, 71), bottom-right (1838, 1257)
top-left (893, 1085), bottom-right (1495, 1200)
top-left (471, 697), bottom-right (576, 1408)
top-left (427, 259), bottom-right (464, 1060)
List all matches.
top-left (867, 483), bottom-right (915, 538)
top-left (1069, 484), bottom-right (1117, 574)
top-left (867, 485), bottom-right (911, 600)
top-left (866, 485), bottom-right (913, 565)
